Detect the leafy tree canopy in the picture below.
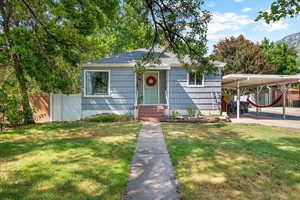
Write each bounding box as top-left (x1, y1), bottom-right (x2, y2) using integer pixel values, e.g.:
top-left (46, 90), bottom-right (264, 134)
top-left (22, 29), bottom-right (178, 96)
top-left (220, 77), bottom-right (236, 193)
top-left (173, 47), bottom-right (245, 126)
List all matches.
top-left (261, 38), bottom-right (299, 75)
top-left (0, 0), bottom-right (121, 124)
top-left (138, 0), bottom-right (212, 72)
top-left (0, 0), bottom-right (211, 124)
top-left (256, 0), bottom-right (300, 23)
top-left (82, 0), bottom-right (153, 61)
top-left (213, 35), bottom-right (274, 75)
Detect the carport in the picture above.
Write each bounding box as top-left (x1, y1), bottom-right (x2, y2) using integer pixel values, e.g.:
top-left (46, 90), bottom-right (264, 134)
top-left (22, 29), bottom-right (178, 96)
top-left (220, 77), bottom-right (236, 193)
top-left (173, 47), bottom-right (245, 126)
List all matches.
top-left (222, 74), bottom-right (300, 120)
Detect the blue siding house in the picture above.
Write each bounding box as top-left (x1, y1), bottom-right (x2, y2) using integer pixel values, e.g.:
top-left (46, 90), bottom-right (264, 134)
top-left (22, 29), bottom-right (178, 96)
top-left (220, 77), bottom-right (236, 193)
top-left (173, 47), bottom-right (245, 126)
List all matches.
top-left (81, 48), bottom-right (225, 120)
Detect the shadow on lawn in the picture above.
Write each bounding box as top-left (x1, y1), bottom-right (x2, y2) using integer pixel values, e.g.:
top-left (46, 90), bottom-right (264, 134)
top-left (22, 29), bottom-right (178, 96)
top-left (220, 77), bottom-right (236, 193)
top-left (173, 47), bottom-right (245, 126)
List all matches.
top-left (0, 122), bottom-right (140, 200)
top-left (2, 121), bottom-right (138, 136)
top-left (1, 168), bottom-right (128, 200)
top-left (0, 137), bottom-right (135, 199)
top-left (163, 123), bottom-right (300, 200)
top-left (0, 135), bottom-right (135, 159)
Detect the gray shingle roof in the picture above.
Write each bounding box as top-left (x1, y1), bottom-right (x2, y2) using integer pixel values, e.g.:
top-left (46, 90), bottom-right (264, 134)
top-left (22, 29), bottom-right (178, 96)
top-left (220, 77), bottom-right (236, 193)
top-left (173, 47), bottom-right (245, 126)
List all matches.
top-left (82, 48), bottom-right (181, 66)
top-left (88, 49), bottom-right (149, 64)
top-left (82, 48), bottom-right (225, 67)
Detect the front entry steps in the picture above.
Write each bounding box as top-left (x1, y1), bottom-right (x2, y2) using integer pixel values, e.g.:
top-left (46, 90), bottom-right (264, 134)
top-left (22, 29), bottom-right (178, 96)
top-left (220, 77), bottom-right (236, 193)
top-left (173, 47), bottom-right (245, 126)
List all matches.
top-left (138, 105), bottom-right (166, 122)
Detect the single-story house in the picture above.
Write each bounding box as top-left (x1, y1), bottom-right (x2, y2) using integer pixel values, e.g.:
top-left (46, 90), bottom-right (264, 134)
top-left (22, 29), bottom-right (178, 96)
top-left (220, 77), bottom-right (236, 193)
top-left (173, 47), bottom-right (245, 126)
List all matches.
top-left (81, 48), bottom-right (225, 120)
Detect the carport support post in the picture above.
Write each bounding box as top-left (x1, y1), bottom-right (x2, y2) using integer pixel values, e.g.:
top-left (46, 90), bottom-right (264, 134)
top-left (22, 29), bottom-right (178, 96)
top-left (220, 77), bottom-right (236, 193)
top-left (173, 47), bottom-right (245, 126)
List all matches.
top-left (237, 81), bottom-right (240, 119)
top-left (256, 87), bottom-right (259, 117)
top-left (283, 84), bottom-right (286, 120)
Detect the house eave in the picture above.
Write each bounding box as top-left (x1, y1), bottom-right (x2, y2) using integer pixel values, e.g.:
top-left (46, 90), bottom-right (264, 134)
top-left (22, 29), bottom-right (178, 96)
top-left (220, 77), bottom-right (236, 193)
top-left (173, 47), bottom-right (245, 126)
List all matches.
top-left (81, 63), bottom-right (135, 68)
top-left (81, 63), bottom-right (181, 68)
top-left (81, 62), bottom-right (225, 68)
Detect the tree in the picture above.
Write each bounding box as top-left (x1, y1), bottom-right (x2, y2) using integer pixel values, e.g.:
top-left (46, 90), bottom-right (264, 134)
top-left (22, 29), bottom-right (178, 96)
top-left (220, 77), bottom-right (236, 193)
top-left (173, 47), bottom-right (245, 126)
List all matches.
top-left (256, 0), bottom-right (300, 23)
top-left (138, 0), bottom-right (212, 72)
top-left (261, 38), bottom-right (299, 74)
top-left (213, 35), bottom-right (274, 75)
top-left (0, 0), bottom-right (119, 124)
top-left (82, 0), bottom-right (212, 64)
top-left (0, 0), bottom-right (211, 124)
top-left (82, 0), bottom-right (153, 61)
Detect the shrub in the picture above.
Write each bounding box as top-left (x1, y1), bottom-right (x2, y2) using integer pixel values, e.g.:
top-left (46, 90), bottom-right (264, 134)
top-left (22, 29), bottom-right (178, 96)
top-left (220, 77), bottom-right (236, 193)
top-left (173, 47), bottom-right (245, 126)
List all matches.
top-left (171, 110), bottom-right (180, 117)
top-left (84, 113), bottom-right (133, 122)
top-left (187, 106), bottom-right (197, 117)
top-left (0, 89), bottom-right (24, 125)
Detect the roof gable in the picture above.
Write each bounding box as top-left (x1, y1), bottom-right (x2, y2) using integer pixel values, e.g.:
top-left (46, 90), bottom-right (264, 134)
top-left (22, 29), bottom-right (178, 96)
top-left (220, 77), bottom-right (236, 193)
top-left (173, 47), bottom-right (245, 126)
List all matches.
top-left (81, 48), bottom-right (225, 68)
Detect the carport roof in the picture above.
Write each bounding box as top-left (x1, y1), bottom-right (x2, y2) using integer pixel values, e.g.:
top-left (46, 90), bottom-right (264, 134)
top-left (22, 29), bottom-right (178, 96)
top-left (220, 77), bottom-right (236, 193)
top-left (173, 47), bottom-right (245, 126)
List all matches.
top-left (222, 74), bottom-right (300, 89)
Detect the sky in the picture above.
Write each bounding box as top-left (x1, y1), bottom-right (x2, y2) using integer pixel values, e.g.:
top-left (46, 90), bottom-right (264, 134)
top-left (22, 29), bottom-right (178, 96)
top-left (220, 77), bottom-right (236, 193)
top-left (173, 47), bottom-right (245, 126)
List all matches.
top-left (204, 0), bottom-right (300, 53)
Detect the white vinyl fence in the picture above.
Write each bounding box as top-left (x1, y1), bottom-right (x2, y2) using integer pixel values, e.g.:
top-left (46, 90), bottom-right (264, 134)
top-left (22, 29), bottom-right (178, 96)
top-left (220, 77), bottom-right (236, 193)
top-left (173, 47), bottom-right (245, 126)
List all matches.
top-left (50, 93), bottom-right (81, 122)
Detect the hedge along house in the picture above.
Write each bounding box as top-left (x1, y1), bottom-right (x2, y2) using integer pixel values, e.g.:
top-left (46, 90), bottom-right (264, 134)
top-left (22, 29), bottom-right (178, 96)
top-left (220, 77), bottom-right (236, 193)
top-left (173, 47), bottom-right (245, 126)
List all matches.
top-left (81, 48), bottom-right (225, 121)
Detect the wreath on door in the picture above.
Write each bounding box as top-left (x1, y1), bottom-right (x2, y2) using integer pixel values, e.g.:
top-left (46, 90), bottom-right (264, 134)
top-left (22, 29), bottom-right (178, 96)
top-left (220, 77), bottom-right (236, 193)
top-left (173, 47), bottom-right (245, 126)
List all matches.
top-left (146, 76), bottom-right (157, 87)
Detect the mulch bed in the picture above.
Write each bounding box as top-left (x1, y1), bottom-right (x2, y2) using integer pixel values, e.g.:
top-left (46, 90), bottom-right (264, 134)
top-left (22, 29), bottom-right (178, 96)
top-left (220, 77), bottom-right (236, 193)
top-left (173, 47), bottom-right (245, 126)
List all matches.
top-left (161, 116), bottom-right (231, 123)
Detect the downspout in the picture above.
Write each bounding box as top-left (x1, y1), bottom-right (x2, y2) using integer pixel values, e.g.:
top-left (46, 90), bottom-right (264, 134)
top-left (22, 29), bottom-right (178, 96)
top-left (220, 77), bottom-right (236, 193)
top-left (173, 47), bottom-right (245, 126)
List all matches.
top-left (237, 80), bottom-right (240, 119)
top-left (49, 93), bottom-right (53, 122)
top-left (267, 86), bottom-right (272, 104)
top-left (299, 83), bottom-right (300, 107)
top-left (282, 84), bottom-right (286, 120)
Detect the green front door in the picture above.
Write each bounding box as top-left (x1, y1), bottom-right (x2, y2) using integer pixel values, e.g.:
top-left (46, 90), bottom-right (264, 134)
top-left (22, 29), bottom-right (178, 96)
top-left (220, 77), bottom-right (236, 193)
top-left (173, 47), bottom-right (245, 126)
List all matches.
top-left (144, 71), bottom-right (159, 104)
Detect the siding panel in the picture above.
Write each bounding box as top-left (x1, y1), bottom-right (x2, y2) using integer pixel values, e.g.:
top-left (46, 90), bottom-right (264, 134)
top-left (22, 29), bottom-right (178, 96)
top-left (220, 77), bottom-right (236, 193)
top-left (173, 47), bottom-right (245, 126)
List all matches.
top-left (170, 86), bottom-right (221, 93)
top-left (81, 66), bottom-right (222, 116)
top-left (169, 80), bottom-right (221, 87)
top-left (169, 74), bottom-right (220, 82)
top-left (169, 98), bottom-right (219, 104)
top-left (82, 104), bottom-right (134, 111)
top-left (82, 67), bottom-right (135, 115)
top-left (169, 67), bottom-right (221, 111)
top-left (82, 98), bottom-right (134, 105)
top-left (170, 92), bottom-right (221, 99)
top-left (169, 104), bottom-right (219, 110)
top-left (110, 87), bottom-right (135, 93)
top-left (111, 75), bottom-right (134, 81)
top-left (111, 81), bottom-right (134, 87)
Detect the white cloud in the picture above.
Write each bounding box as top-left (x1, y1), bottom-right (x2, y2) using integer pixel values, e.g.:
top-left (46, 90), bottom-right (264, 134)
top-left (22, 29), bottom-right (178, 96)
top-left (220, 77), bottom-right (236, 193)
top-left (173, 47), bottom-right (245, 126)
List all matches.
top-left (242, 7), bottom-right (252, 12)
top-left (207, 1), bottom-right (216, 8)
top-left (207, 12), bottom-right (253, 36)
top-left (233, 0), bottom-right (244, 2)
top-left (207, 33), bottom-right (239, 41)
top-left (254, 20), bottom-right (288, 32)
top-left (207, 34), bottom-right (227, 40)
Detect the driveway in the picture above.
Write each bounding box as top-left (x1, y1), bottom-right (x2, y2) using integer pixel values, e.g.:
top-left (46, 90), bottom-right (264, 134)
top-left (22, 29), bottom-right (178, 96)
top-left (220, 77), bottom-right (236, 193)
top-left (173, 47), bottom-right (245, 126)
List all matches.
top-left (248, 107), bottom-right (300, 120)
top-left (231, 107), bottom-right (300, 132)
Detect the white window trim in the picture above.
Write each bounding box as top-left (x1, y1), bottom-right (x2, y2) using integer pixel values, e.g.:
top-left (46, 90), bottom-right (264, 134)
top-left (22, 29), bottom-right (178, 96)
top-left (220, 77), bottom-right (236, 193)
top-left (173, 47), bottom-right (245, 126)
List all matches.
top-left (187, 71), bottom-right (205, 87)
top-left (83, 69), bottom-right (111, 97)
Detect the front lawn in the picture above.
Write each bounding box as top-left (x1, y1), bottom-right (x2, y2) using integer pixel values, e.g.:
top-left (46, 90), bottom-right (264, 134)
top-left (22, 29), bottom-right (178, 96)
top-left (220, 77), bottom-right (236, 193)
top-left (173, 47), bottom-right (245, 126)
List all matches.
top-left (0, 121), bottom-right (141, 200)
top-left (162, 123), bottom-right (300, 200)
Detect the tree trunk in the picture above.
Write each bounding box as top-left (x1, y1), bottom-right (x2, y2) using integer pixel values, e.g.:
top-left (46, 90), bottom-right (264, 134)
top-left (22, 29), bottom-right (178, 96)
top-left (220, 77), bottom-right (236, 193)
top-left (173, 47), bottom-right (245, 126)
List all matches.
top-left (13, 55), bottom-right (35, 125)
top-left (0, 0), bottom-right (35, 125)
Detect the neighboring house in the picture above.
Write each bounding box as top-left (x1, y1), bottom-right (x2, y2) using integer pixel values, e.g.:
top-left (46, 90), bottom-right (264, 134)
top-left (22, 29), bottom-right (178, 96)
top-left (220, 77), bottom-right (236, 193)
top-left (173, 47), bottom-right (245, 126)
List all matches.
top-left (81, 48), bottom-right (225, 120)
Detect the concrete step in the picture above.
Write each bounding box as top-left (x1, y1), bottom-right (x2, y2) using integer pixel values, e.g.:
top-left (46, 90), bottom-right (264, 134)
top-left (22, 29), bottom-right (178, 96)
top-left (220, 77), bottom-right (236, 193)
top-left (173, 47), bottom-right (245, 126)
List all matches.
top-left (139, 112), bottom-right (165, 115)
top-left (138, 105), bottom-right (166, 122)
top-left (139, 111), bottom-right (165, 114)
top-left (138, 105), bottom-right (166, 108)
top-left (139, 109), bottom-right (165, 111)
top-left (139, 113), bottom-right (164, 116)
top-left (138, 117), bottom-right (162, 122)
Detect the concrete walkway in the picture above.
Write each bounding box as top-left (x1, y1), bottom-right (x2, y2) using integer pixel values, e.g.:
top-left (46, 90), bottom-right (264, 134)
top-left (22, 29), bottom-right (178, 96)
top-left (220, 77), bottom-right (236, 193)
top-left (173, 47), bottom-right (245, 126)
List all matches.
top-left (123, 122), bottom-right (179, 200)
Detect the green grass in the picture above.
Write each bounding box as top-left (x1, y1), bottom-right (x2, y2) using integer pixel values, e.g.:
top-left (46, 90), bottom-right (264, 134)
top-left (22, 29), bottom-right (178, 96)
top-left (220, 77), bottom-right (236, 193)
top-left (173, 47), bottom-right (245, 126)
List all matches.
top-left (0, 121), bottom-right (142, 200)
top-left (162, 123), bottom-right (300, 200)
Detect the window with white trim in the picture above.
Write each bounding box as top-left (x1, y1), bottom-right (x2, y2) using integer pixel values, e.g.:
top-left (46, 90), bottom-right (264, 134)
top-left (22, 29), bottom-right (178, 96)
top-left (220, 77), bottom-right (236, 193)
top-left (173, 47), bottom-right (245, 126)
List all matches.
top-left (188, 71), bottom-right (204, 86)
top-left (84, 70), bottom-right (110, 96)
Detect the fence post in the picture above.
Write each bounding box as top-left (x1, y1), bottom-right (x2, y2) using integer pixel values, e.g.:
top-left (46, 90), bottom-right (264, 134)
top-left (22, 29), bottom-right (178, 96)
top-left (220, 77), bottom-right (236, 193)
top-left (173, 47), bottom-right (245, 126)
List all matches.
top-left (61, 94), bottom-right (64, 121)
